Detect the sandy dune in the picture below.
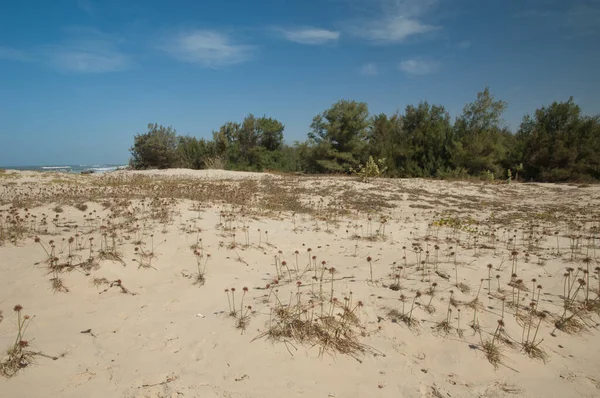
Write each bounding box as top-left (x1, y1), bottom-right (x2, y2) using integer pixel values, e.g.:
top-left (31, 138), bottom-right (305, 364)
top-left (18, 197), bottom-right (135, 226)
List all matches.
top-left (1, 169), bottom-right (600, 397)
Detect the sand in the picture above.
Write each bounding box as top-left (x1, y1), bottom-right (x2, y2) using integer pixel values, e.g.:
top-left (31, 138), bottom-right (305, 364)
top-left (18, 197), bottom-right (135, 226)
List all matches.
top-left (1, 169), bottom-right (600, 397)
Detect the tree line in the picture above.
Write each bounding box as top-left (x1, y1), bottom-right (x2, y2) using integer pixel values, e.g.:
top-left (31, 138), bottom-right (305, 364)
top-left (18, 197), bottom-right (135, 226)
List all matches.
top-left (129, 88), bottom-right (600, 182)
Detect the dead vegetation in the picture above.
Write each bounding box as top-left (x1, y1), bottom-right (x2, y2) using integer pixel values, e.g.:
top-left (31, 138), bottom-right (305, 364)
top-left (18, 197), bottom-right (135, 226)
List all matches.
top-left (1, 171), bottom-right (600, 380)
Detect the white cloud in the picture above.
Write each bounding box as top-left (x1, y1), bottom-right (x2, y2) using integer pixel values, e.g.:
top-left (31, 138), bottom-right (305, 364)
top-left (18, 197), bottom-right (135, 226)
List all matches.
top-left (355, 16), bottom-right (438, 42)
top-left (49, 49), bottom-right (131, 73)
top-left (514, 2), bottom-right (600, 36)
top-left (77, 0), bottom-right (94, 16)
top-left (0, 46), bottom-right (29, 62)
top-left (46, 28), bottom-right (132, 73)
top-left (458, 40), bottom-right (471, 49)
top-left (566, 2), bottom-right (600, 35)
top-left (278, 27), bottom-right (340, 44)
top-left (360, 62), bottom-right (378, 76)
top-left (162, 30), bottom-right (254, 67)
top-left (348, 0), bottom-right (441, 43)
top-left (398, 58), bottom-right (439, 75)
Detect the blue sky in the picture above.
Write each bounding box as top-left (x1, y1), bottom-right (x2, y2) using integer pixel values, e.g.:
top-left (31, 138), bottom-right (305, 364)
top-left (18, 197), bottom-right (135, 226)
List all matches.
top-left (1, 0), bottom-right (599, 166)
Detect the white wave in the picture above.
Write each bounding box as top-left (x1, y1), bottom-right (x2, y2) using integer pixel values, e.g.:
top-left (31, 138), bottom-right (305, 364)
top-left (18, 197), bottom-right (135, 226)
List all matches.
top-left (41, 166), bottom-right (71, 169)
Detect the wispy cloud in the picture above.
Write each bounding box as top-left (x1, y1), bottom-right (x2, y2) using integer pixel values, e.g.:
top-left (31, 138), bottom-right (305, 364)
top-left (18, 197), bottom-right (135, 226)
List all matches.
top-left (77, 0), bottom-right (94, 16)
top-left (46, 28), bottom-right (133, 73)
top-left (347, 0), bottom-right (441, 43)
top-left (0, 46), bottom-right (29, 62)
top-left (513, 9), bottom-right (553, 19)
top-left (514, 1), bottom-right (600, 36)
top-left (457, 40), bottom-right (471, 49)
top-left (277, 27), bottom-right (340, 44)
top-left (398, 58), bottom-right (439, 75)
top-left (566, 1), bottom-right (600, 35)
top-left (161, 30), bottom-right (254, 67)
top-left (360, 62), bottom-right (378, 76)
top-left (355, 17), bottom-right (438, 42)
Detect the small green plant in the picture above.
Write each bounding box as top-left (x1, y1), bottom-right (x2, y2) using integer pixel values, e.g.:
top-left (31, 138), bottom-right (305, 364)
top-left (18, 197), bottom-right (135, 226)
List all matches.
top-left (481, 169), bottom-right (494, 182)
top-left (351, 156), bottom-right (387, 182)
top-left (515, 163), bottom-right (523, 181)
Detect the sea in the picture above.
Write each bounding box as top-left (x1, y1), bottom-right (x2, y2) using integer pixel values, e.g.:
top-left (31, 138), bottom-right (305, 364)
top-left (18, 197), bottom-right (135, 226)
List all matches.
top-left (1, 164), bottom-right (128, 174)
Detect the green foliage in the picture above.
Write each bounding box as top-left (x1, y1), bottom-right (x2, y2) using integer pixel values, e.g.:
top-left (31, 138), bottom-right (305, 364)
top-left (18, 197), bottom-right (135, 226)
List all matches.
top-left (308, 100), bottom-right (370, 172)
top-left (351, 156), bottom-right (387, 182)
top-left (128, 90), bottom-right (600, 182)
top-left (451, 88), bottom-right (510, 176)
top-left (518, 98), bottom-right (600, 182)
top-left (177, 136), bottom-right (214, 169)
top-left (130, 123), bottom-right (178, 169)
top-left (370, 103), bottom-right (454, 177)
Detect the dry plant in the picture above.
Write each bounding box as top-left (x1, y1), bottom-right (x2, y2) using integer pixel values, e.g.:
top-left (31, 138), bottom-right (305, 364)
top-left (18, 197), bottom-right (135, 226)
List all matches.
top-left (480, 319), bottom-right (504, 369)
top-left (389, 291), bottom-right (421, 330)
top-left (96, 278), bottom-right (137, 295)
top-left (255, 288), bottom-right (376, 362)
top-left (1, 305), bottom-right (58, 378)
top-left (192, 249), bottom-right (210, 286)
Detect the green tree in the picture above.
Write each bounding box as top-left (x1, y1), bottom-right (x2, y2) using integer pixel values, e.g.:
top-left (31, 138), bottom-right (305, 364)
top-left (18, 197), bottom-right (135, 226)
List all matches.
top-left (452, 88), bottom-right (509, 177)
top-left (401, 102), bottom-right (453, 177)
top-left (177, 136), bottom-right (214, 169)
top-left (256, 116), bottom-right (284, 151)
top-left (129, 123), bottom-right (178, 169)
top-left (367, 113), bottom-right (403, 175)
top-left (518, 98), bottom-right (600, 181)
top-left (308, 100), bottom-right (370, 172)
top-left (215, 115), bottom-right (285, 170)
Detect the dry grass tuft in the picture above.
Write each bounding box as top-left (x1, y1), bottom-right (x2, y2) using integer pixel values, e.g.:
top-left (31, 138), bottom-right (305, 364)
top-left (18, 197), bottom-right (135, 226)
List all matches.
top-left (1, 306), bottom-right (57, 378)
top-left (258, 299), bottom-right (376, 362)
top-left (522, 342), bottom-right (548, 362)
top-left (455, 283), bottom-right (470, 294)
top-left (434, 320), bottom-right (452, 336)
top-left (481, 340), bottom-right (501, 369)
top-left (554, 317), bottom-right (586, 334)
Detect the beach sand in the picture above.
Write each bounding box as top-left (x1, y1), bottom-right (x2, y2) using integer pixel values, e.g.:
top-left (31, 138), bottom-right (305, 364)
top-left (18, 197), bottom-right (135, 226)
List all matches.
top-left (1, 169), bottom-right (599, 397)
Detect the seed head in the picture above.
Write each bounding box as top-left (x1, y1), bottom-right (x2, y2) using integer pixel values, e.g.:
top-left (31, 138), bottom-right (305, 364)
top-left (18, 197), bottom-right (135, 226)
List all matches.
top-left (14, 304), bottom-right (23, 312)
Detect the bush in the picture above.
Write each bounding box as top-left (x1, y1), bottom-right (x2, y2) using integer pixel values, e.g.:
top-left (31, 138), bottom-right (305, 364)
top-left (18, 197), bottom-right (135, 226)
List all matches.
top-left (130, 123), bottom-right (178, 169)
top-left (204, 156), bottom-right (227, 170)
top-left (351, 156), bottom-right (387, 182)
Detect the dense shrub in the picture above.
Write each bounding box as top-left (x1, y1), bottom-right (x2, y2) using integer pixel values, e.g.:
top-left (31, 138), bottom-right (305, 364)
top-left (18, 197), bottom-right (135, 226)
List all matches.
top-left (129, 90), bottom-right (600, 182)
